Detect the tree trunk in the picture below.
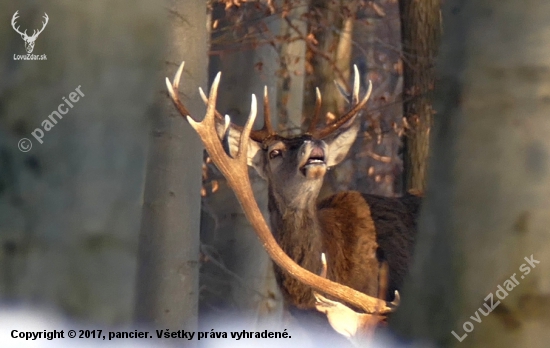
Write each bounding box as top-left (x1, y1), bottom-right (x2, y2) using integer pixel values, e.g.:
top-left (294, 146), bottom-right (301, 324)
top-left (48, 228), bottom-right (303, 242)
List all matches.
top-left (348, 2), bottom-right (404, 197)
top-left (278, 0), bottom-right (307, 132)
top-left (392, 1), bottom-right (550, 346)
top-left (134, 0), bottom-right (206, 336)
top-left (309, 0), bottom-right (356, 199)
top-left (399, 0), bottom-right (441, 193)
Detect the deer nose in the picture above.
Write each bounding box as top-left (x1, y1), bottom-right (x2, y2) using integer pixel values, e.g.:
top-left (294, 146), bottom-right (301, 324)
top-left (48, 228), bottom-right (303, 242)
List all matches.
top-left (302, 140), bottom-right (324, 155)
top-left (310, 146), bottom-right (325, 159)
top-left (302, 139), bottom-right (323, 152)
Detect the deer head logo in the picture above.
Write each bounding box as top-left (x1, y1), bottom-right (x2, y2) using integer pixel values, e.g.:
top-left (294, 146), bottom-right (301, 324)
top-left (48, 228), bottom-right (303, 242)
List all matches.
top-left (11, 11), bottom-right (49, 54)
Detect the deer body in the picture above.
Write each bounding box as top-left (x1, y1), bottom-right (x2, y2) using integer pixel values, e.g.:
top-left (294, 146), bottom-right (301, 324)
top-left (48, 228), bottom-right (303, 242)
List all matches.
top-left (166, 62), bottom-right (419, 337)
top-left (264, 140), bottom-right (420, 310)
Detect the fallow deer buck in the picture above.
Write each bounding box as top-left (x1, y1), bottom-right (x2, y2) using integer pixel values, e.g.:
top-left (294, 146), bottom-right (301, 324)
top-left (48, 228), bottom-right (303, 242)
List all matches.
top-left (166, 62), bottom-right (420, 338)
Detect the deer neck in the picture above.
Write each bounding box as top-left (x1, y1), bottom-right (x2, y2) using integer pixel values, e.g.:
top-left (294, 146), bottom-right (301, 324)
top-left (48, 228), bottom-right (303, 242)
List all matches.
top-left (267, 187), bottom-right (323, 268)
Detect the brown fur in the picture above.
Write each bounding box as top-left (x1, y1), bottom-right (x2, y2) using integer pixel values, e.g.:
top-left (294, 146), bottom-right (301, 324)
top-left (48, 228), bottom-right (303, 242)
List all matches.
top-left (271, 191), bottom-right (421, 310)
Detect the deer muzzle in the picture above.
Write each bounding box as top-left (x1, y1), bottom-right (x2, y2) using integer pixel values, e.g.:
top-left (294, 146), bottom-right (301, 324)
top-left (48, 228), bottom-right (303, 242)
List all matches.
top-left (300, 141), bottom-right (327, 180)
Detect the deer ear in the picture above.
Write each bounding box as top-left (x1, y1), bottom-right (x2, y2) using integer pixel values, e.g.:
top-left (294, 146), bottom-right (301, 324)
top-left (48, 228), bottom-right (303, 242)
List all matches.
top-left (246, 140), bottom-right (268, 179)
top-left (324, 117), bottom-right (360, 167)
top-left (215, 121), bottom-right (267, 179)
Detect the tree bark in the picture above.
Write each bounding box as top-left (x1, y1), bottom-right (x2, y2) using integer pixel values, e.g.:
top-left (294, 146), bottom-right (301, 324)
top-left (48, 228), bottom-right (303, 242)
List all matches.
top-left (278, 0), bottom-right (307, 132)
top-left (392, 1), bottom-right (550, 346)
top-left (134, 0), bottom-right (206, 336)
top-left (399, 0), bottom-right (441, 193)
top-left (309, 0), bottom-right (356, 199)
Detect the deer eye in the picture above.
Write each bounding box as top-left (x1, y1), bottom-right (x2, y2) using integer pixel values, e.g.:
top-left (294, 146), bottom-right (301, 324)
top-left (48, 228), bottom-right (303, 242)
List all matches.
top-left (269, 149), bottom-right (282, 159)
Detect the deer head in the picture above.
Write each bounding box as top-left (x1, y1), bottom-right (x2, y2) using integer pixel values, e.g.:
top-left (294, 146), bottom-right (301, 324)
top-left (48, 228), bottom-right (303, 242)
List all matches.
top-left (11, 11), bottom-right (49, 54)
top-left (207, 66), bottom-right (371, 212)
top-left (165, 62), bottom-right (397, 315)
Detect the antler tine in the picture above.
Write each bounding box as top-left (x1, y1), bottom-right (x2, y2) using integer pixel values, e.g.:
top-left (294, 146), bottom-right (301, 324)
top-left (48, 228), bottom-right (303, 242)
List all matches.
top-left (313, 71), bottom-right (372, 140)
top-left (175, 65), bottom-right (250, 143)
top-left (204, 72), bottom-right (223, 125)
top-left (237, 95), bottom-right (257, 159)
top-left (185, 72), bottom-right (227, 158)
top-left (165, 62), bottom-right (192, 120)
top-left (391, 291), bottom-right (400, 307)
top-left (222, 114), bottom-right (231, 137)
top-left (352, 65), bottom-right (360, 105)
top-left (173, 61), bottom-right (184, 93)
top-left (314, 253), bottom-right (398, 312)
top-left (199, 86), bottom-right (226, 123)
top-left (221, 114), bottom-right (232, 157)
top-left (263, 86), bottom-right (275, 135)
top-left (320, 252), bottom-right (327, 278)
top-left (185, 72), bottom-right (219, 129)
top-left (307, 87), bottom-right (323, 134)
top-left (335, 82), bottom-right (349, 102)
top-left (197, 84), bottom-right (271, 142)
top-left (312, 253), bottom-right (398, 340)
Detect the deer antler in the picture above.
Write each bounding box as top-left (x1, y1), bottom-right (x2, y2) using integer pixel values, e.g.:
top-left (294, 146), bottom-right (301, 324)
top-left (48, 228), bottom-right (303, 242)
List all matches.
top-left (313, 254), bottom-right (400, 342)
top-left (196, 74), bottom-right (275, 143)
top-left (309, 65), bottom-right (373, 139)
top-left (165, 61), bottom-right (397, 314)
top-left (306, 87), bottom-right (323, 134)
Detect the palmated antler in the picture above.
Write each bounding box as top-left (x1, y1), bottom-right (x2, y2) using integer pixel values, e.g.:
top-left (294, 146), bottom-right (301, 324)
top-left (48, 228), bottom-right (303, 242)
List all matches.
top-left (166, 61), bottom-right (396, 314)
top-left (313, 254), bottom-right (400, 342)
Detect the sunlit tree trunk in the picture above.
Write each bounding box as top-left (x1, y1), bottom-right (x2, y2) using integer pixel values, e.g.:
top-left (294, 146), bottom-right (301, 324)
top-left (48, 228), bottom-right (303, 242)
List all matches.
top-left (399, 0), bottom-right (440, 192)
top-left (278, 0), bottom-right (307, 131)
top-left (309, 0), bottom-right (356, 199)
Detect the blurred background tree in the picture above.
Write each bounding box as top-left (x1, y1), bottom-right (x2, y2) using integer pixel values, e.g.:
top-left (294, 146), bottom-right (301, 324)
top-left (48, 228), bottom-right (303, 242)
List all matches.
top-left (392, 1), bottom-right (550, 347)
top-left (0, 0), bottom-right (164, 324)
top-left (134, 0), bottom-right (206, 339)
